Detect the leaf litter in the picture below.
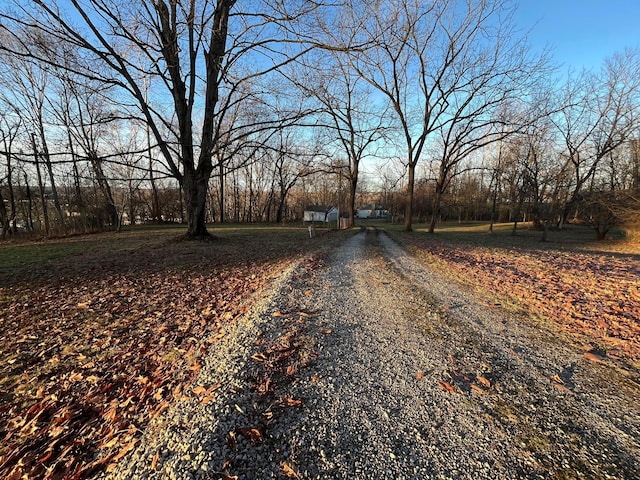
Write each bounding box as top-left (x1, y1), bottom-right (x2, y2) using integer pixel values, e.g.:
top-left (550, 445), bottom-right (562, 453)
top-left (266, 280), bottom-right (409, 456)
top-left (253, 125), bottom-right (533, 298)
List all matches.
top-left (401, 235), bottom-right (640, 366)
top-left (0, 230), bottom-right (316, 480)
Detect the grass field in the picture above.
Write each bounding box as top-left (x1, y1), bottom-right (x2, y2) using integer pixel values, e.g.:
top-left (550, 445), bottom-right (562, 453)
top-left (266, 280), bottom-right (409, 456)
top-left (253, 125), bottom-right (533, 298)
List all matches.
top-left (0, 223), bottom-right (351, 480)
top-left (1, 221), bottom-right (638, 479)
top-left (380, 221), bottom-right (640, 370)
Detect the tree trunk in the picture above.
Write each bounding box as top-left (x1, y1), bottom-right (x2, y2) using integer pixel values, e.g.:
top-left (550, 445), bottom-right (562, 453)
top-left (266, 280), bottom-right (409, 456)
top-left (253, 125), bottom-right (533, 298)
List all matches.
top-left (23, 172), bottom-right (34, 232)
top-left (147, 125), bottom-right (161, 222)
top-left (348, 174), bottom-right (358, 228)
top-left (128, 179), bottom-right (136, 225)
top-left (68, 131), bottom-right (87, 233)
top-left (489, 190), bottom-right (497, 233)
top-left (6, 152), bottom-right (16, 235)
top-left (275, 195), bottom-right (286, 224)
top-left (0, 186), bottom-right (8, 239)
top-left (218, 162), bottom-right (225, 223)
top-left (263, 189), bottom-right (274, 222)
top-left (540, 223), bottom-right (549, 242)
top-left (182, 166), bottom-right (213, 238)
top-left (275, 177), bottom-right (289, 225)
top-left (32, 134), bottom-right (50, 235)
top-left (247, 165), bottom-right (254, 223)
top-left (39, 127), bottom-right (65, 233)
top-left (89, 154), bottom-right (118, 228)
top-left (404, 163), bottom-right (416, 232)
top-left (428, 184), bottom-right (445, 234)
top-left (489, 171), bottom-right (499, 233)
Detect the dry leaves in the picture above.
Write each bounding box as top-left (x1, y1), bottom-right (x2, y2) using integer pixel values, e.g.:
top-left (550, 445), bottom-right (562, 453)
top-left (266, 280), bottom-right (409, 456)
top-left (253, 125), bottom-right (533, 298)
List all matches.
top-left (584, 351), bottom-right (605, 363)
top-left (280, 461), bottom-right (301, 479)
top-left (405, 236), bottom-right (640, 363)
top-left (470, 384), bottom-right (486, 395)
top-left (0, 231), bottom-right (301, 479)
top-left (279, 396), bottom-right (303, 407)
top-left (235, 427), bottom-right (264, 444)
top-left (438, 380), bottom-right (456, 394)
top-left (476, 375), bottom-right (491, 388)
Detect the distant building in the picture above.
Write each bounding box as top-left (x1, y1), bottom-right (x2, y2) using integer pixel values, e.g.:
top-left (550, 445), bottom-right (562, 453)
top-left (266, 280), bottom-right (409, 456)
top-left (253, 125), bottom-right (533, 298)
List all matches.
top-left (303, 205), bottom-right (338, 223)
top-left (356, 204), bottom-right (390, 219)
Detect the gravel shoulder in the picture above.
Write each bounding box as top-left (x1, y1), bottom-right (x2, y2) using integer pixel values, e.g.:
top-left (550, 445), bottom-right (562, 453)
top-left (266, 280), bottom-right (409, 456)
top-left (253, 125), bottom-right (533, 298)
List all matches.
top-left (102, 229), bottom-right (640, 480)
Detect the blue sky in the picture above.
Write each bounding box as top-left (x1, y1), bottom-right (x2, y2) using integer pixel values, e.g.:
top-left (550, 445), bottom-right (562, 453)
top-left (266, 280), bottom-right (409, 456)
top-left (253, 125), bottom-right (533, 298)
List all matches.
top-left (514, 0), bottom-right (640, 72)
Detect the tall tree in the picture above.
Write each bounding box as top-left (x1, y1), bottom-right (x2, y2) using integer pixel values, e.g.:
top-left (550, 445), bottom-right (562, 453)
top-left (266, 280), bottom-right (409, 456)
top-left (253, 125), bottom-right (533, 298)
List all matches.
top-left (552, 49), bottom-right (640, 226)
top-left (290, 41), bottom-right (388, 227)
top-left (0, 36), bottom-right (66, 233)
top-left (0, 0), bottom-right (330, 238)
top-left (0, 110), bottom-right (21, 236)
top-left (349, 0), bottom-right (546, 231)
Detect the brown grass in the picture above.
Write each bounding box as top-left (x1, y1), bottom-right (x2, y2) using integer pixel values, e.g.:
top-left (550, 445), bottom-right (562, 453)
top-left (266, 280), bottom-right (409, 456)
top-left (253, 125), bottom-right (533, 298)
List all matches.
top-left (384, 222), bottom-right (640, 368)
top-left (0, 224), bottom-right (351, 480)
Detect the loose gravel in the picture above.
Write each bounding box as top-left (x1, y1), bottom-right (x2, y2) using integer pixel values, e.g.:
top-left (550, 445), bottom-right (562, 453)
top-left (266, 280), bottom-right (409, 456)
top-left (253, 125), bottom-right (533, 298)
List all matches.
top-left (101, 229), bottom-right (640, 480)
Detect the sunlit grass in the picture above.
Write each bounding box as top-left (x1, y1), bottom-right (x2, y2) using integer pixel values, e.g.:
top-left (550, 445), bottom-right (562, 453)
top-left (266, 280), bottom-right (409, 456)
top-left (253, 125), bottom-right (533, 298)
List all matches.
top-left (372, 219), bottom-right (637, 254)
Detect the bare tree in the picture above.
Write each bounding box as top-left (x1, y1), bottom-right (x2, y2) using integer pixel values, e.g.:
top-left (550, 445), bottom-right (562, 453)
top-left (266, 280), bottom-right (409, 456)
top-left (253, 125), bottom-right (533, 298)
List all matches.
top-left (0, 110), bottom-right (21, 236)
top-left (289, 40), bottom-right (389, 227)
top-left (348, 0), bottom-right (546, 231)
top-left (0, 0), bottom-right (335, 237)
top-left (552, 49), bottom-right (640, 226)
top-left (49, 71), bottom-right (123, 229)
top-left (575, 189), bottom-right (636, 240)
top-left (0, 37), bottom-right (66, 233)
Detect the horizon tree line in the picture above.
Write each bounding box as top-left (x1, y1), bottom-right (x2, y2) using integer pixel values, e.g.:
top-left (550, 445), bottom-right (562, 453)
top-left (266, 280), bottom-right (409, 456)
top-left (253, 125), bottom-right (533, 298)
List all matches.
top-left (0, 0), bottom-right (638, 240)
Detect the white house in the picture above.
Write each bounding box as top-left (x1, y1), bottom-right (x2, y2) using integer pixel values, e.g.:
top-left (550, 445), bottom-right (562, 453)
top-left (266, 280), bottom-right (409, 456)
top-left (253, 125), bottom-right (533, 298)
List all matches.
top-left (356, 204), bottom-right (389, 219)
top-left (303, 205), bottom-right (338, 223)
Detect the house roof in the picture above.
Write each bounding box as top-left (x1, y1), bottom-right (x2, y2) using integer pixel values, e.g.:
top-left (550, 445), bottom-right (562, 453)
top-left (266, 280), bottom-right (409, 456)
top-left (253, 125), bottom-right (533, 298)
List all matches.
top-left (304, 205), bottom-right (337, 212)
top-left (304, 205), bottom-right (327, 212)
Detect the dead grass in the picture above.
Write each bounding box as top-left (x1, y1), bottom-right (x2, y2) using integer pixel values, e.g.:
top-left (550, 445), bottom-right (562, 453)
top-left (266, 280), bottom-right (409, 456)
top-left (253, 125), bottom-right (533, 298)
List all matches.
top-left (383, 221), bottom-right (640, 368)
top-left (0, 223), bottom-right (353, 480)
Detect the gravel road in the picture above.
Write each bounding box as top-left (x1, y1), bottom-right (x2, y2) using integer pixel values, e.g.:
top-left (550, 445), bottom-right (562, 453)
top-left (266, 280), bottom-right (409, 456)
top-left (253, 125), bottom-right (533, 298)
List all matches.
top-left (103, 229), bottom-right (640, 480)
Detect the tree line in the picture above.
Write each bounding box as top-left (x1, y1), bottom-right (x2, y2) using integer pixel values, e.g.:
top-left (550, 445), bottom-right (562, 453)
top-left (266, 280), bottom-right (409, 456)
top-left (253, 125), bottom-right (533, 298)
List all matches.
top-left (0, 0), bottom-right (638, 240)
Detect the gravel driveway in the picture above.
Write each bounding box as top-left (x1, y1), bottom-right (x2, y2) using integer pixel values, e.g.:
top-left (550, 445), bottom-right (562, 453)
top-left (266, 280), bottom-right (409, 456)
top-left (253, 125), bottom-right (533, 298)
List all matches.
top-left (103, 229), bottom-right (640, 480)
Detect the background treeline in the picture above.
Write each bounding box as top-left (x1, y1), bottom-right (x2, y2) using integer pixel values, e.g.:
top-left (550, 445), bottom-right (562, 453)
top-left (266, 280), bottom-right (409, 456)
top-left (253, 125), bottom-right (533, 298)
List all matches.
top-left (0, 1), bottom-right (638, 240)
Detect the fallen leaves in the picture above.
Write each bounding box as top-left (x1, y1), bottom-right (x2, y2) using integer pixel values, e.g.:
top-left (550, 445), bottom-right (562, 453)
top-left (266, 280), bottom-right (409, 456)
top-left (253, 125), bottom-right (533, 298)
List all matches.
top-left (279, 396), bottom-right (303, 407)
top-left (438, 380), bottom-right (456, 394)
top-left (584, 351), bottom-right (605, 363)
top-left (552, 382), bottom-right (572, 393)
top-left (404, 236), bottom-right (640, 364)
top-left (470, 375), bottom-right (492, 395)
top-left (0, 231), bottom-right (301, 480)
top-left (109, 438), bottom-right (139, 465)
top-left (192, 383), bottom-right (221, 404)
top-left (470, 384), bottom-right (486, 395)
top-left (280, 461), bottom-right (301, 479)
top-left (476, 375), bottom-right (491, 388)
top-left (436, 365), bottom-right (493, 396)
top-left (251, 352), bottom-right (268, 362)
top-left (227, 431), bottom-right (237, 450)
top-left (235, 427), bottom-right (264, 444)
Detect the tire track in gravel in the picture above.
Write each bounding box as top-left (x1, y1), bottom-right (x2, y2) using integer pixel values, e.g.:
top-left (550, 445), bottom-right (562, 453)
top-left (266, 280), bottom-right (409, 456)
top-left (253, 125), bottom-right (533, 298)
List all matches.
top-left (103, 229), bottom-right (640, 480)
